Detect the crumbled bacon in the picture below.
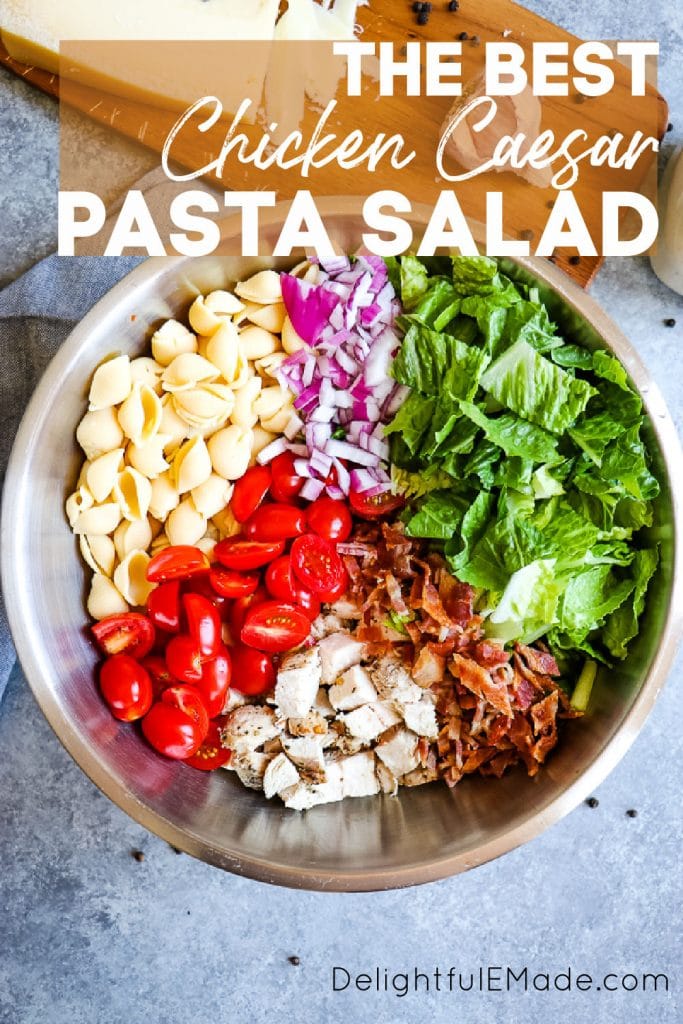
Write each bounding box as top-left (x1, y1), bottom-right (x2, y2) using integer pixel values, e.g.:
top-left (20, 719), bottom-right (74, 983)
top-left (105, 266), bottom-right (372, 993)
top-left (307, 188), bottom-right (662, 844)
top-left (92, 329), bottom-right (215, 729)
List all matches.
top-left (343, 520), bottom-right (576, 788)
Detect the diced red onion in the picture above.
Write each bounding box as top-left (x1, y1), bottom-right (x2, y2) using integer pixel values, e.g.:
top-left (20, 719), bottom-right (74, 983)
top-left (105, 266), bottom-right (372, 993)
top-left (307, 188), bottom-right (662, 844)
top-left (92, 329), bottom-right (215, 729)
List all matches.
top-left (257, 437), bottom-right (288, 464)
top-left (300, 478), bottom-right (326, 500)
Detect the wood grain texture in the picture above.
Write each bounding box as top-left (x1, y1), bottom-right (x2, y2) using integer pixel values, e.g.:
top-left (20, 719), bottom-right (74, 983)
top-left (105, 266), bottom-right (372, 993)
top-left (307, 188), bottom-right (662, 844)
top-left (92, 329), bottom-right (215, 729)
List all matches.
top-left (1, 0), bottom-right (669, 287)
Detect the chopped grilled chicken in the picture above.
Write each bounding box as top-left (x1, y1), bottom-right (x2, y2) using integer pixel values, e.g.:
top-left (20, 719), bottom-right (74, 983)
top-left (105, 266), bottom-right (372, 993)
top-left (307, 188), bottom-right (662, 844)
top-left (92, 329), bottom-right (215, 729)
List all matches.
top-left (375, 726), bottom-right (420, 777)
top-left (274, 646), bottom-right (322, 719)
top-left (318, 632), bottom-right (366, 684)
top-left (281, 760), bottom-right (344, 810)
top-left (281, 735), bottom-right (327, 783)
top-left (221, 705), bottom-right (279, 752)
top-left (328, 664), bottom-right (378, 712)
top-left (263, 753), bottom-right (300, 799)
top-left (340, 701), bottom-right (401, 742)
top-left (340, 751), bottom-right (380, 799)
top-left (370, 657), bottom-right (423, 706)
top-left (232, 750), bottom-right (274, 790)
top-left (287, 709), bottom-right (328, 737)
top-left (401, 766), bottom-right (440, 787)
top-left (401, 697), bottom-right (438, 739)
top-left (375, 759), bottom-right (399, 796)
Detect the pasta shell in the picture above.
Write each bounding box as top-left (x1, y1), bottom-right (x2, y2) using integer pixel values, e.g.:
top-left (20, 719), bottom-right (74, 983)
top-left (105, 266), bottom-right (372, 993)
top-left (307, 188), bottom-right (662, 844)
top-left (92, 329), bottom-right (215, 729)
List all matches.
top-left (211, 505), bottom-right (241, 538)
top-left (113, 550), bottom-right (155, 607)
top-left (166, 498), bottom-right (207, 546)
top-left (65, 486), bottom-right (94, 528)
top-left (159, 395), bottom-right (189, 452)
top-left (161, 353), bottom-right (219, 392)
top-left (207, 425), bottom-right (253, 481)
top-left (87, 573), bottom-right (129, 620)
top-left (127, 434), bottom-right (171, 479)
top-left (260, 401), bottom-right (295, 435)
top-left (282, 315), bottom-right (306, 354)
top-left (234, 269), bottom-right (282, 305)
top-left (80, 534), bottom-right (116, 577)
top-left (254, 352), bottom-right (287, 379)
top-left (172, 435), bottom-right (212, 494)
top-left (188, 291), bottom-right (244, 335)
top-left (76, 407), bottom-right (124, 460)
top-left (86, 448), bottom-right (124, 503)
top-left (230, 376), bottom-right (262, 429)
top-left (73, 502), bottom-right (122, 536)
top-left (191, 473), bottom-right (233, 518)
top-left (114, 467), bottom-right (152, 522)
top-left (244, 301), bottom-right (287, 334)
top-left (150, 531), bottom-right (171, 555)
top-left (151, 319), bottom-right (197, 367)
top-left (205, 320), bottom-right (240, 382)
top-left (172, 384), bottom-right (234, 429)
top-left (251, 426), bottom-right (277, 459)
top-left (149, 471), bottom-right (180, 521)
top-left (118, 383), bottom-right (162, 445)
top-left (113, 517), bottom-right (153, 561)
top-left (88, 354), bottom-right (132, 411)
top-left (254, 385), bottom-right (289, 422)
top-left (130, 357), bottom-right (164, 392)
top-left (196, 535), bottom-right (217, 559)
top-left (238, 325), bottom-right (280, 360)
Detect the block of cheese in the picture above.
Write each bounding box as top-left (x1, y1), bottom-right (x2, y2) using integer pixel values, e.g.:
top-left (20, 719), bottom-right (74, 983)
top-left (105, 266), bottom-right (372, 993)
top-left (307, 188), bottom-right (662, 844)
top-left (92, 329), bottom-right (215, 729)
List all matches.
top-left (1, 0), bottom-right (280, 114)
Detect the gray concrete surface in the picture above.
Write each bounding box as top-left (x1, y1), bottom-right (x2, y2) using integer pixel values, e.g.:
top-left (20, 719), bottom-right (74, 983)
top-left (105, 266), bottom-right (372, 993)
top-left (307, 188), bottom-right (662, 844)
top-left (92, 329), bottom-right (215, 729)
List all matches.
top-left (0, 2), bottom-right (682, 1022)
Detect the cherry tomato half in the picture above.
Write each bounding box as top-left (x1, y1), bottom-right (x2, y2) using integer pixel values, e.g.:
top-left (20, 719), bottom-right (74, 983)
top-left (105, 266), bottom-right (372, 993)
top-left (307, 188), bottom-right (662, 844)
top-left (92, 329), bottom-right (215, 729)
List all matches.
top-left (142, 685), bottom-right (209, 760)
top-left (244, 503), bottom-right (306, 543)
top-left (99, 654), bottom-right (153, 722)
top-left (229, 644), bottom-right (276, 696)
top-left (208, 567), bottom-right (260, 600)
top-left (230, 464), bottom-right (272, 523)
top-left (290, 534), bottom-right (348, 602)
top-left (146, 581), bottom-right (181, 633)
top-left (196, 647), bottom-right (232, 718)
top-left (305, 497), bottom-right (352, 543)
top-left (91, 612), bottom-right (155, 659)
top-left (165, 634), bottom-right (203, 684)
top-left (140, 655), bottom-right (175, 699)
top-left (185, 718), bottom-right (232, 771)
top-left (182, 592), bottom-right (221, 658)
top-left (229, 586), bottom-right (268, 639)
top-left (214, 537), bottom-right (285, 572)
top-left (182, 573), bottom-right (230, 618)
top-left (349, 488), bottom-right (405, 520)
top-left (146, 545), bottom-right (209, 583)
top-left (269, 451), bottom-right (303, 503)
top-left (264, 556), bottom-right (321, 621)
top-left (241, 600), bottom-right (311, 653)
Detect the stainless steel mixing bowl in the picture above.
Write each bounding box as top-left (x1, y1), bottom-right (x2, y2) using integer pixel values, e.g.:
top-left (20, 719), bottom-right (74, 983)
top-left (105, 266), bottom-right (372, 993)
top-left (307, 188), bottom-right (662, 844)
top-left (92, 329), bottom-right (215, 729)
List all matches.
top-left (3, 205), bottom-right (682, 890)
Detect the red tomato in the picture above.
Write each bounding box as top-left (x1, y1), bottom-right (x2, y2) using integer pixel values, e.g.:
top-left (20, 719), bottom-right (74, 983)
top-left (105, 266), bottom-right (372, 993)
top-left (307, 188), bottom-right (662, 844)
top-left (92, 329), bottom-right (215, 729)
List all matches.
top-left (349, 488), bottom-right (405, 520)
top-left (142, 685), bottom-right (209, 760)
top-left (182, 574), bottom-right (230, 618)
top-left (165, 634), bottom-right (203, 683)
top-left (146, 581), bottom-right (181, 633)
top-left (214, 537), bottom-right (285, 571)
top-left (241, 600), bottom-right (310, 653)
top-left (244, 503), bottom-right (306, 542)
top-left (229, 644), bottom-right (276, 695)
top-left (91, 612), bottom-right (155, 659)
top-left (230, 464), bottom-right (272, 523)
top-left (208, 567), bottom-right (259, 600)
top-left (229, 585), bottom-right (267, 639)
top-left (305, 497), bottom-right (352, 542)
top-left (140, 655), bottom-right (174, 699)
top-left (265, 556), bottom-right (320, 621)
top-left (196, 647), bottom-right (232, 718)
top-left (146, 545), bottom-right (209, 583)
top-left (185, 718), bottom-right (232, 771)
top-left (99, 654), bottom-right (153, 722)
top-left (290, 534), bottom-right (348, 602)
top-left (182, 592), bottom-right (221, 658)
top-left (269, 451), bottom-right (303, 502)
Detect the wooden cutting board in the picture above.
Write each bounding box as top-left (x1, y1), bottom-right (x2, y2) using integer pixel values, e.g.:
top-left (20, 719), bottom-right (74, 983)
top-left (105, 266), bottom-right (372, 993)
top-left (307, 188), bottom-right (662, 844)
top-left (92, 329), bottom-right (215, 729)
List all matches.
top-left (1, 0), bottom-right (668, 287)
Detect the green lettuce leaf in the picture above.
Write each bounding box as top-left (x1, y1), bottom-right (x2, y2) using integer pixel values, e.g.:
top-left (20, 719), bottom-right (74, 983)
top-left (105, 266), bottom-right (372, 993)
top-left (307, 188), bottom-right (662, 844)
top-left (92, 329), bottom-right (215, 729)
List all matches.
top-left (405, 491), bottom-right (470, 539)
top-left (487, 559), bottom-right (563, 644)
top-left (399, 254), bottom-right (430, 310)
top-left (556, 565), bottom-right (635, 643)
top-left (459, 400), bottom-right (560, 464)
top-left (480, 339), bottom-right (596, 434)
top-left (602, 548), bottom-right (660, 659)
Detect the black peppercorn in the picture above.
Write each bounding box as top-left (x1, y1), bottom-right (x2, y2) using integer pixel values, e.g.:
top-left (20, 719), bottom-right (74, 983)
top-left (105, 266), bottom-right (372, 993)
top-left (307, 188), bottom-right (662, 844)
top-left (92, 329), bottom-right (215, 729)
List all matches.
top-left (569, 255), bottom-right (581, 266)
top-left (586, 797), bottom-right (599, 808)
top-left (448, 0), bottom-right (459, 9)
top-left (458, 30), bottom-right (468, 40)
top-left (131, 849), bottom-right (145, 862)
top-left (417, 9), bottom-right (429, 24)
top-left (288, 956), bottom-right (301, 966)
top-left (664, 318), bottom-right (677, 328)
top-left (626, 808), bottom-right (638, 818)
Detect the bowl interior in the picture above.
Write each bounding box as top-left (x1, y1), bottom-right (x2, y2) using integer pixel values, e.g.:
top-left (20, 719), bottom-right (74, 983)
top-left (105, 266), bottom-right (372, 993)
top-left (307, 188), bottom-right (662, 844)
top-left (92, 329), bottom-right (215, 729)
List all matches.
top-left (3, 213), bottom-right (682, 890)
